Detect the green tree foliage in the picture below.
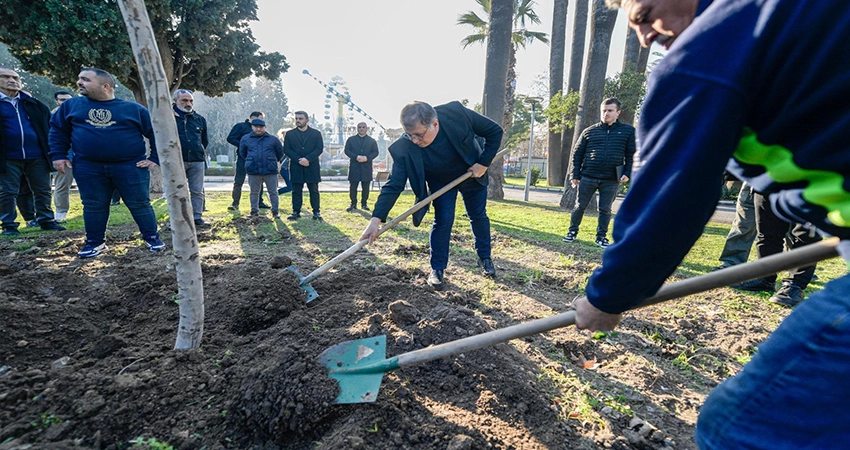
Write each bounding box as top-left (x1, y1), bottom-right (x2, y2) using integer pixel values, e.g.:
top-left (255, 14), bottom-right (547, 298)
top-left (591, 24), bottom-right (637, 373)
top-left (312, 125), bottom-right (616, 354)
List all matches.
top-left (0, 0), bottom-right (288, 103)
top-left (542, 89), bottom-right (580, 134)
top-left (604, 70), bottom-right (647, 125)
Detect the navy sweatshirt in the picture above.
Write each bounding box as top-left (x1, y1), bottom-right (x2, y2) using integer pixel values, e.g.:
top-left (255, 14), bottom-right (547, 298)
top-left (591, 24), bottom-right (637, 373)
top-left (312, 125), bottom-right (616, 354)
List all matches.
top-left (586, 0), bottom-right (850, 314)
top-left (49, 96), bottom-right (159, 165)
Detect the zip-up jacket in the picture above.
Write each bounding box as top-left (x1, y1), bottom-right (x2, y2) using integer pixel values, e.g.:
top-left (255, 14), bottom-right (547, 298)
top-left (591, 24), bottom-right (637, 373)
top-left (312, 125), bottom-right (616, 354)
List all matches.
top-left (227, 120), bottom-right (252, 148)
top-left (571, 120), bottom-right (636, 181)
top-left (585, 0), bottom-right (850, 315)
top-left (239, 131), bottom-right (283, 175)
top-left (0, 91), bottom-right (51, 173)
top-left (174, 107), bottom-right (208, 162)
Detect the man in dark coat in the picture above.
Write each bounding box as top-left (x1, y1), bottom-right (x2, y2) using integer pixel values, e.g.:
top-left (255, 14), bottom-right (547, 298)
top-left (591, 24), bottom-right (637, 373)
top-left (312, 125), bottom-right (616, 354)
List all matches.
top-left (1, 67), bottom-right (65, 235)
top-left (282, 110), bottom-right (323, 221)
top-left (172, 89), bottom-right (210, 228)
top-left (360, 101), bottom-right (503, 290)
top-left (344, 122), bottom-right (379, 212)
top-left (563, 97), bottom-right (636, 248)
top-left (226, 111), bottom-right (269, 210)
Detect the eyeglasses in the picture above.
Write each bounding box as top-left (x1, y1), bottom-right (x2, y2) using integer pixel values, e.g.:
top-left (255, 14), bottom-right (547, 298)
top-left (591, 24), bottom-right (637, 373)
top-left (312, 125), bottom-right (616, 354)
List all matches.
top-left (406, 123), bottom-right (432, 141)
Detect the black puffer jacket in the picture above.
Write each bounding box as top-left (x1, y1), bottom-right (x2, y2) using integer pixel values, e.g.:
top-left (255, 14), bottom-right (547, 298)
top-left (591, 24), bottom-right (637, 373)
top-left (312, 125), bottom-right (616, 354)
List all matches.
top-left (571, 120), bottom-right (636, 181)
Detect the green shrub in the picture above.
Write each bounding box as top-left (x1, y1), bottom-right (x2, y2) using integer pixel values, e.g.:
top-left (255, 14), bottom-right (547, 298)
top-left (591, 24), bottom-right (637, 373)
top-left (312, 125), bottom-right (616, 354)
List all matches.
top-left (524, 167), bottom-right (542, 186)
top-left (205, 166), bottom-right (236, 177)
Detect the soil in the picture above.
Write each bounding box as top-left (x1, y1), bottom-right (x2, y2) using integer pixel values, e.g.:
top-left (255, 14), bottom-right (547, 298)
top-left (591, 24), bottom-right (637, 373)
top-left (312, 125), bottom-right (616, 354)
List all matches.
top-left (0, 215), bottom-right (785, 450)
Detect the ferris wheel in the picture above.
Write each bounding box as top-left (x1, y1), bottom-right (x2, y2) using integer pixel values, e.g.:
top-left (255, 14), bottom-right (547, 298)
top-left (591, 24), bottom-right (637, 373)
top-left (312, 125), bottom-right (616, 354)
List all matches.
top-left (302, 69), bottom-right (389, 145)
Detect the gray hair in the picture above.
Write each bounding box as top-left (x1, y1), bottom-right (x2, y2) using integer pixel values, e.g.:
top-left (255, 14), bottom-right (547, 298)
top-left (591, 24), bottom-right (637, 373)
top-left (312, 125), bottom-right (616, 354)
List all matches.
top-left (172, 89), bottom-right (193, 101)
top-left (605, 0), bottom-right (623, 9)
top-left (400, 101), bottom-right (437, 129)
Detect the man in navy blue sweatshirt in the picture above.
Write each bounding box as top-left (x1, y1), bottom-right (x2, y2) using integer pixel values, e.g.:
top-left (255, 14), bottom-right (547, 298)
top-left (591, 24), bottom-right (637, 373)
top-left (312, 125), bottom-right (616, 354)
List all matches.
top-left (0, 67), bottom-right (65, 235)
top-left (576, 0), bottom-right (850, 447)
top-left (50, 68), bottom-right (164, 258)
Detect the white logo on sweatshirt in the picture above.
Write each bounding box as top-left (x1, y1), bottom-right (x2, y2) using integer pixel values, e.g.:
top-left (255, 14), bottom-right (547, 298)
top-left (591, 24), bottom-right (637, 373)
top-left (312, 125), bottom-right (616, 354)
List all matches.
top-left (86, 109), bottom-right (115, 127)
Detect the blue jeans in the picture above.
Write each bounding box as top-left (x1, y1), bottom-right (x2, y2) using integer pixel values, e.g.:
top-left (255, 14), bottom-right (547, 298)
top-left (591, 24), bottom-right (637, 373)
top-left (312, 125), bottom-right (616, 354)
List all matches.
top-left (695, 273), bottom-right (850, 448)
top-left (569, 176), bottom-right (619, 238)
top-left (185, 161), bottom-right (205, 221)
top-left (74, 160), bottom-right (159, 244)
top-left (0, 158), bottom-right (54, 229)
top-left (279, 162), bottom-right (292, 194)
top-left (428, 178), bottom-right (491, 271)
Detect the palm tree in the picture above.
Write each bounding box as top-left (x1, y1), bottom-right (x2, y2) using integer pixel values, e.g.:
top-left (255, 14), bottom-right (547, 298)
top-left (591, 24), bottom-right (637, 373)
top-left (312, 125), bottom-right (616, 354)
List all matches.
top-left (547, 0), bottom-right (568, 186)
top-left (482, 0), bottom-right (514, 199)
top-left (458, 0), bottom-right (549, 132)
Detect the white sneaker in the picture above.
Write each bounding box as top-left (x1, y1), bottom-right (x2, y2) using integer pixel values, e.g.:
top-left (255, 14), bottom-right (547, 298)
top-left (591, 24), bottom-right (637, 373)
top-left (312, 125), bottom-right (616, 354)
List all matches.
top-left (54, 212), bottom-right (67, 222)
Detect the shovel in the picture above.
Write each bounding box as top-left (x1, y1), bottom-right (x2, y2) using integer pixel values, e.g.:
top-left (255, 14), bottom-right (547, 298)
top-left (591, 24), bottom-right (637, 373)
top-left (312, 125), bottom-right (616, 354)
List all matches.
top-left (319, 237), bottom-right (841, 403)
top-left (287, 147), bottom-right (513, 303)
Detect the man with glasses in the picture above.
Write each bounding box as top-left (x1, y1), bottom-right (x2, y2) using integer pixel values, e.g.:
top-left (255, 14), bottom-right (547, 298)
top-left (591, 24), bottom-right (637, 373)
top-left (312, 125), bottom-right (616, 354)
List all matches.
top-left (360, 101), bottom-right (503, 290)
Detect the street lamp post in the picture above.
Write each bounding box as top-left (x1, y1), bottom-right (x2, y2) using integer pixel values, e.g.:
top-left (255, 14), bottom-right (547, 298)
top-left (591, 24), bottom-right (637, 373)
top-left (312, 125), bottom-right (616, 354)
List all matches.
top-left (523, 97), bottom-right (543, 201)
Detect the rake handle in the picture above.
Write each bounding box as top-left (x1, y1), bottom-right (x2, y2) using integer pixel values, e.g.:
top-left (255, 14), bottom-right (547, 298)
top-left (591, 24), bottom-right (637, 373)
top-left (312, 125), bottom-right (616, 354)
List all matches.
top-left (299, 148), bottom-right (514, 286)
top-left (395, 237), bottom-right (840, 369)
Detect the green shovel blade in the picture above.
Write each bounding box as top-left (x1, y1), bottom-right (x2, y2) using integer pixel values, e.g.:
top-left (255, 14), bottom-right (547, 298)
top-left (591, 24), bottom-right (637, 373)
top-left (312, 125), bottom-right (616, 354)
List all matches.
top-left (285, 265), bottom-right (319, 303)
top-left (319, 335), bottom-right (399, 404)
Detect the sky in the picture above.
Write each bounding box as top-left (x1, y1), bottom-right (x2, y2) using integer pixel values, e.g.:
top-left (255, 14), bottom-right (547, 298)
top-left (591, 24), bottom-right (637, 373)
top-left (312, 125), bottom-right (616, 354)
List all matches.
top-left (250, 0), bottom-right (633, 131)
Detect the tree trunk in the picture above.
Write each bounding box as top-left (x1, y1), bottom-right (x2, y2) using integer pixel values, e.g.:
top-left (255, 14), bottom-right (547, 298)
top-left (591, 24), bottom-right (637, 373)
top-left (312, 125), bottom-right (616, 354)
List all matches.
top-left (561, 0), bottom-right (589, 188)
top-left (547, 0), bottom-right (568, 187)
top-left (561, 0), bottom-right (615, 210)
top-left (482, 0), bottom-right (513, 200)
top-left (119, 0), bottom-right (205, 350)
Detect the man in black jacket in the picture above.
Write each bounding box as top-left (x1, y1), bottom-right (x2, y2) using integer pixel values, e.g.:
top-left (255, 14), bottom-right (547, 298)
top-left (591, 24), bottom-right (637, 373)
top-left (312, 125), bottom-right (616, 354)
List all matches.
top-left (563, 97), bottom-right (635, 247)
top-left (344, 122), bottom-right (379, 212)
top-left (173, 89), bottom-right (210, 228)
top-left (0, 67), bottom-right (65, 235)
top-left (226, 111), bottom-right (269, 210)
top-left (282, 111), bottom-right (324, 221)
top-left (360, 101), bottom-right (503, 290)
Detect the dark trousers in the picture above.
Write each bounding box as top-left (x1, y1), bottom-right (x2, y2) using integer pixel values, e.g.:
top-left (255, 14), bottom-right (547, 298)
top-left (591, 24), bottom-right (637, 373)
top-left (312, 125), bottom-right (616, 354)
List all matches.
top-left (16, 175), bottom-right (35, 221)
top-left (568, 176), bottom-right (619, 238)
top-left (754, 193), bottom-right (819, 288)
top-left (428, 178), bottom-right (491, 271)
top-left (231, 155), bottom-right (265, 205)
top-left (349, 180), bottom-right (369, 206)
top-left (291, 182), bottom-right (320, 214)
top-left (278, 163), bottom-right (292, 194)
top-left (0, 159), bottom-right (54, 229)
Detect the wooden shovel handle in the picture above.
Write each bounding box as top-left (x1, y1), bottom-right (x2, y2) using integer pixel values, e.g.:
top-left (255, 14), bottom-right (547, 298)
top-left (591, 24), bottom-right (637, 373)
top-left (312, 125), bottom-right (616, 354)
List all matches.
top-left (299, 148), bottom-right (513, 286)
top-left (396, 237), bottom-right (841, 369)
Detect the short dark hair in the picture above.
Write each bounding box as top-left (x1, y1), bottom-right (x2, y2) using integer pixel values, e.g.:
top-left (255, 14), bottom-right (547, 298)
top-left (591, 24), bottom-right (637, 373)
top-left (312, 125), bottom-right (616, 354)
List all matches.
top-left (249, 111), bottom-right (263, 118)
top-left (602, 97), bottom-right (622, 111)
top-left (54, 91), bottom-right (73, 99)
top-left (294, 110), bottom-right (308, 119)
top-left (80, 67), bottom-right (116, 89)
top-left (400, 101), bottom-right (437, 129)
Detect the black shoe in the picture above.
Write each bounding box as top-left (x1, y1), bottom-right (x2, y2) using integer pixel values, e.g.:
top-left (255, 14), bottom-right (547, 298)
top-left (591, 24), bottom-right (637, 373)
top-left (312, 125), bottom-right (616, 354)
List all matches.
top-left (27, 219), bottom-right (39, 228)
top-left (346, 205), bottom-right (357, 212)
top-left (250, 211), bottom-right (260, 217)
top-left (272, 212), bottom-right (281, 219)
top-left (731, 278), bottom-right (775, 293)
top-left (478, 257), bottom-right (496, 278)
top-left (312, 212), bottom-right (323, 221)
top-left (361, 204), bottom-right (370, 211)
top-left (595, 236), bottom-right (611, 248)
top-left (287, 212), bottom-right (301, 221)
top-left (2, 227), bottom-right (20, 236)
top-left (428, 270), bottom-right (444, 291)
top-left (40, 221), bottom-right (66, 231)
top-left (227, 204), bottom-right (239, 211)
top-left (769, 283), bottom-right (805, 307)
top-left (194, 219), bottom-right (211, 229)
top-left (712, 264), bottom-right (733, 272)
top-left (259, 202), bottom-right (271, 209)
top-left (562, 231), bottom-right (577, 242)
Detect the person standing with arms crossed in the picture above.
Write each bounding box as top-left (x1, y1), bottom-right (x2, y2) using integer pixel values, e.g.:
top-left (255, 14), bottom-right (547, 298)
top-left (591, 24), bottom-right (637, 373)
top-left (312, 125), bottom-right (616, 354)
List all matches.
top-left (344, 122), bottom-right (379, 212)
top-left (282, 111), bottom-right (323, 221)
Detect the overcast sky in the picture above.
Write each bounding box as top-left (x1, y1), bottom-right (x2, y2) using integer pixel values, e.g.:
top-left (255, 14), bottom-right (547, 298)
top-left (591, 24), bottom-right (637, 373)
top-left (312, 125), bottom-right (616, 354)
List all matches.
top-left (251, 0), bottom-right (632, 130)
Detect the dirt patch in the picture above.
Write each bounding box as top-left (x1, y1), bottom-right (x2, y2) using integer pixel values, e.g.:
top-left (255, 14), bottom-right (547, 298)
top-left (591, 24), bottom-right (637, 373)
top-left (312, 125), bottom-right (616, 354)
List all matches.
top-left (0, 217), bottom-right (782, 449)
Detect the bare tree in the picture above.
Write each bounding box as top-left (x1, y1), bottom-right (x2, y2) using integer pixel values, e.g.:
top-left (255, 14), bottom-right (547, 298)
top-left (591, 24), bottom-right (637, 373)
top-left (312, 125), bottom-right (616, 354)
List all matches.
top-left (119, 0), bottom-right (205, 350)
